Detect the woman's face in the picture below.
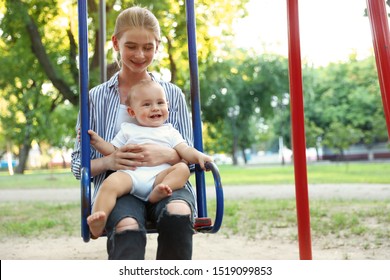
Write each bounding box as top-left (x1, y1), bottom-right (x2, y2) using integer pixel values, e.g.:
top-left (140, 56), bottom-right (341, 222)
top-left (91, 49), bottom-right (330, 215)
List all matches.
top-left (113, 27), bottom-right (158, 73)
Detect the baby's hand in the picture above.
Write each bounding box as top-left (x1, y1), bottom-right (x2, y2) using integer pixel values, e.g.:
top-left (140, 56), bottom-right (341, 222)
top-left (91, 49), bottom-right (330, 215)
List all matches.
top-left (87, 130), bottom-right (102, 146)
top-left (199, 155), bottom-right (214, 171)
top-left (78, 128), bottom-right (94, 142)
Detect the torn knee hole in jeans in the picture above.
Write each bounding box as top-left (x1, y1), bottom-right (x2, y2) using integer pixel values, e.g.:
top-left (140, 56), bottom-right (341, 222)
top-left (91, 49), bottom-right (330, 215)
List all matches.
top-left (115, 217), bottom-right (140, 232)
top-left (166, 200), bottom-right (192, 215)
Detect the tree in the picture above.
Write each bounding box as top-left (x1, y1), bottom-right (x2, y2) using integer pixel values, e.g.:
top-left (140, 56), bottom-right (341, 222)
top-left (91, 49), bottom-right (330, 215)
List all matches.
top-left (0, 0), bottom-right (78, 173)
top-left (304, 119), bottom-right (324, 160)
top-left (0, 0), bottom-right (250, 172)
top-left (200, 50), bottom-right (290, 164)
top-left (303, 55), bottom-right (386, 160)
top-left (322, 122), bottom-right (363, 160)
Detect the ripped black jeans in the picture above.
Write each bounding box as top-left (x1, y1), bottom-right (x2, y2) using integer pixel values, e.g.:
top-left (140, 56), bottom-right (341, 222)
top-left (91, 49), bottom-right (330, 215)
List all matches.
top-left (105, 183), bottom-right (196, 260)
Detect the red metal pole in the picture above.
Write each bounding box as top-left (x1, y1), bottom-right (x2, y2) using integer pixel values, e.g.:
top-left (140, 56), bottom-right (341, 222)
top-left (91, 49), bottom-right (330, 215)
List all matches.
top-left (286, 0), bottom-right (312, 260)
top-left (366, 0), bottom-right (390, 139)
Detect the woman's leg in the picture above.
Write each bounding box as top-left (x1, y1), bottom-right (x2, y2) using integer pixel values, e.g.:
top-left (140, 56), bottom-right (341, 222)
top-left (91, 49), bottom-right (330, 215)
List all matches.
top-left (150, 183), bottom-right (196, 260)
top-left (88, 172), bottom-right (133, 238)
top-left (105, 194), bottom-right (147, 260)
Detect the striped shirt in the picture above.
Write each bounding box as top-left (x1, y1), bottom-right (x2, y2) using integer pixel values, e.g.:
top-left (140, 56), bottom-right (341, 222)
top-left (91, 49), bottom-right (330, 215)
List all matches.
top-left (71, 72), bottom-right (194, 199)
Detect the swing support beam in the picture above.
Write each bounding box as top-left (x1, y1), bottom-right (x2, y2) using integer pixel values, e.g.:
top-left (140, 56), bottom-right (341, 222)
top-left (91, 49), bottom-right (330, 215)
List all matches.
top-left (366, 0), bottom-right (390, 139)
top-left (77, 0), bottom-right (91, 243)
top-left (286, 0), bottom-right (312, 260)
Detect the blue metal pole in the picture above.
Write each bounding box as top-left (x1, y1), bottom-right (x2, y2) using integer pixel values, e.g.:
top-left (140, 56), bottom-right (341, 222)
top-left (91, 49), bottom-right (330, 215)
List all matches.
top-left (185, 0), bottom-right (207, 218)
top-left (205, 162), bottom-right (224, 233)
top-left (77, 0), bottom-right (91, 242)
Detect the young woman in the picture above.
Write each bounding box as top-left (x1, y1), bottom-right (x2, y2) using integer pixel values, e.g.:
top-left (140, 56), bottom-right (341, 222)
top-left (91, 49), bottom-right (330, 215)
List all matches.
top-left (71, 6), bottom-right (196, 260)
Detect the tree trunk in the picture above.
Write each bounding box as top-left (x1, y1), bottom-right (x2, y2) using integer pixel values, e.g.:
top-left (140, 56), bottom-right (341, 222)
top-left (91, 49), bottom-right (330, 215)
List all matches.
top-left (232, 133), bottom-right (239, 165)
top-left (15, 110), bottom-right (34, 174)
top-left (6, 142), bottom-right (14, 175)
top-left (315, 146), bottom-right (320, 161)
top-left (241, 148), bottom-right (248, 164)
top-left (339, 148), bottom-right (345, 161)
top-left (15, 143), bottom-right (31, 174)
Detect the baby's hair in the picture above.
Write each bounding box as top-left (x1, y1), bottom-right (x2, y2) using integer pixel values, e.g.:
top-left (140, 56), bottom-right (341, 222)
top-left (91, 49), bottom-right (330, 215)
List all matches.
top-left (126, 79), bottom-right (165, 106)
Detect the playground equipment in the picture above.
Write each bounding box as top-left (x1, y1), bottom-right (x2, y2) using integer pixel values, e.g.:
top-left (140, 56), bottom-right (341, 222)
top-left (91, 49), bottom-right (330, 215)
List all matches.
top-left (286, 0), bottom-right (390, 260)
top-left (77, 0), bottom-right (224, 243)
top-left (78, 0), bottom-right (390, 260)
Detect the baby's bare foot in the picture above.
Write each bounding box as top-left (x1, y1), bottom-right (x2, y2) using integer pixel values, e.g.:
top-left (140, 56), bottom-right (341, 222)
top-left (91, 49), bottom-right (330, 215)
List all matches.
top-left (87, 211), bottom-right (107, 239)
top-left (148, 184), bottom-right (172, 203)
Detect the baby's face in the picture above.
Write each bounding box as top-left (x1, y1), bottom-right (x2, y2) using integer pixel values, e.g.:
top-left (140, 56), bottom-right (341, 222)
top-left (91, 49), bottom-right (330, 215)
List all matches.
top-left (128, 85), bottom-right (169, 127)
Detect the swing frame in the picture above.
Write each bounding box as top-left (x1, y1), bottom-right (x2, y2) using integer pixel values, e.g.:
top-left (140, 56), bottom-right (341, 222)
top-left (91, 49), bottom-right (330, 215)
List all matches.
top-left (77, 0), bottom-right (224, 243)
top-left (75, 0), bottom-right (390, 259)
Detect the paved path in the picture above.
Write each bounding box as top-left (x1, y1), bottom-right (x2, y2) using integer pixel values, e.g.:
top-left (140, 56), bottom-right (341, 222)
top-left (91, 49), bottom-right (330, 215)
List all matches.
top-left (1, 184), bottom-right (390, 202)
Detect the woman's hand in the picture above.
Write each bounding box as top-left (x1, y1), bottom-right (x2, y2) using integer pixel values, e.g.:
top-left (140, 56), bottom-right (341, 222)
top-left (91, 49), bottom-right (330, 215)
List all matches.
top-left (103, 144), bottom-right (145, 171)
top-left (135, 143), bottom-right (181, 167)
top-left (92, 143), bottom-right (180, 177)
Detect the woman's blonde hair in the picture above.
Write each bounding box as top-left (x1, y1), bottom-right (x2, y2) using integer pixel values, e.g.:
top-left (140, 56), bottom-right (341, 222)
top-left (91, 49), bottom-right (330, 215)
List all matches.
top-left (113, 6), bottom-right (161, 42)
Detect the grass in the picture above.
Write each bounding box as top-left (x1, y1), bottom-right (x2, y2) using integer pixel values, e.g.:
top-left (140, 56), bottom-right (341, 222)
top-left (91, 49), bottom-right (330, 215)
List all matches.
top-left (1, 198), bottom-right (389, 251)
top-left (207, 199), bottom-right (390, 247)
top-left (0, 170), bottom-right (76, 189)
top-left (1, 161), bottom-right (390, 189)
top-left (0, 202), bottom-right (79, 238)
top-left (214, 162), bottom-right (390, 185)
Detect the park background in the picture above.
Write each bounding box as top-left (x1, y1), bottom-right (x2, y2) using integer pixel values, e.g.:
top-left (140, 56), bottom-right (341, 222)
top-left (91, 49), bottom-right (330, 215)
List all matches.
top-left (0, 0), bottom-right (390, 259)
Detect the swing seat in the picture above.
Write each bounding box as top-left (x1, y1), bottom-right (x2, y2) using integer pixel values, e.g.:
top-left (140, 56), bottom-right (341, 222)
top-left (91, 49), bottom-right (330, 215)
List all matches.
top-left (81, 161), bottom-right (223, 242)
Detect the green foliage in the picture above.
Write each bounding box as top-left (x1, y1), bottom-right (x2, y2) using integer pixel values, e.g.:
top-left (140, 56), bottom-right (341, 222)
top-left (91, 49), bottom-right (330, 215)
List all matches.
top-left (0, 0), bottom-right (250, 172)
top-left (89, 0), bottom-right (250, 90)
top-left (46, 103), bottom-right (78, 148)
top-left (200, 51), bottom-right (290, 159)
top-left (303, 56), bottom-right (386, 156)
top-left (0, 0), bottom-right (79, 172)
top-left (322, 122), bottom-right (363, 157)
top-left (304, 119), bottom-right (324, 155)
top-left (0, 0), bottom-right (387, 171)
